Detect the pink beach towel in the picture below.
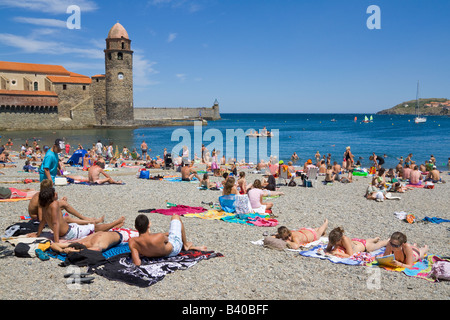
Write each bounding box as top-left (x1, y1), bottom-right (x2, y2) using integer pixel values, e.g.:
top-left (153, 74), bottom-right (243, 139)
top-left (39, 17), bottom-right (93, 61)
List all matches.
top-left (151, 205), bottom-right (207, 216)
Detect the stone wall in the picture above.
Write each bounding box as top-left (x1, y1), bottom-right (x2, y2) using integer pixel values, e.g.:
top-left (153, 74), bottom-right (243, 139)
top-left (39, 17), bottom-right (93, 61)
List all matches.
top-left (134, 105), bottom-right (221, 121)
top-left (53, 83), bottom-right (91, 119)
top-left (91, 76), bottom-right (107, 124)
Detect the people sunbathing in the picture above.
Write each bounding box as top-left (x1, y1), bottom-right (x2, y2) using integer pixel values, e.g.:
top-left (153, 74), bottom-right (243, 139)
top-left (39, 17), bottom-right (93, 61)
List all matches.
top-left (325, 227), bottom-right (388, 258)
top-left (129, 215), bottom-right (206, 266)
top-left (247, 179), bottom-right (284, 213)
top-left (51, 231), bottom-right (125, 253)
top-left (275, 219), bottom-right (329, 249)
top-left (381, 232), bottom-right (428, 268)
top-left (29, 186), bottom-right (124, 242)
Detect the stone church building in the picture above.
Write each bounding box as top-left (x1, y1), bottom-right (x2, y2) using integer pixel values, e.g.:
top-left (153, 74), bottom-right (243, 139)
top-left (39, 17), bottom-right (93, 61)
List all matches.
top-left (0, 23), bottom-right (220, 131)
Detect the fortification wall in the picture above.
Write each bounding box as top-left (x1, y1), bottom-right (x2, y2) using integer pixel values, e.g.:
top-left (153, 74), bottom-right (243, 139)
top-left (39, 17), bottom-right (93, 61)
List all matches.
top-left (134, 106), bottom-right (220, 121)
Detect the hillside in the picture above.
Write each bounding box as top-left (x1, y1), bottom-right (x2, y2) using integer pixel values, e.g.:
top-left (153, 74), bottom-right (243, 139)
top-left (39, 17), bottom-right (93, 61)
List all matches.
top-left (377, 98), bottom-right (450, 115)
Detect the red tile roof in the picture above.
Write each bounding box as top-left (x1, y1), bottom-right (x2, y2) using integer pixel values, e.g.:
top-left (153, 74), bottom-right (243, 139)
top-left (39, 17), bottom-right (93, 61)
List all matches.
top-left (47, 76), bottom-right (92, 84)
top-left (0, 61), bottom-right (70, 76)
top-left (0, 90), bottom-right (58, 97)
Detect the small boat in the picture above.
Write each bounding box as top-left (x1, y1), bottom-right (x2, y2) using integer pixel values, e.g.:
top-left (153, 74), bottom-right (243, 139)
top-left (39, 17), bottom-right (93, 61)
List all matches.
top-left (331, 119), bottom-right (337, 122)
top-left (362, 116), bottom-right (370, 123)
top-left (414, 81), bottom-right (427, 124)
top-left (246, 128), bottom-right (274, 138)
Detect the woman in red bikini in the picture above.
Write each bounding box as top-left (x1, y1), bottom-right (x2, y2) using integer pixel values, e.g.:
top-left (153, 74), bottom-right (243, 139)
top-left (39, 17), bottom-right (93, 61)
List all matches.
top-left (275, 219), bottom-right (328, 250)
top-left (325, 227), bottom-right (388, 258)
top-left (382, 232), bottom-right (428, 268)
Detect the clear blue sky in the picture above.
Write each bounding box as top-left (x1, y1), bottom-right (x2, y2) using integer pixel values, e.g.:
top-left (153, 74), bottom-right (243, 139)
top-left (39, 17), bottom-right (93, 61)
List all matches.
top-left (0, 0), bottom-right (449, 113)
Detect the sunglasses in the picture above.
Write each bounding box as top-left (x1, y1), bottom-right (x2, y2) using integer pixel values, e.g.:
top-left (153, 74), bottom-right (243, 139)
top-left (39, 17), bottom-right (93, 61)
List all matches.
top-left (390, 242), bottom-right (402, 248)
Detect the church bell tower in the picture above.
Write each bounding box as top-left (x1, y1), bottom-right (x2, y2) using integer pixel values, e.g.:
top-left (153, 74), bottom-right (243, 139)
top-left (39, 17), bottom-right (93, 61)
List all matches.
top-left (104, 22), bottom-right (134, 123)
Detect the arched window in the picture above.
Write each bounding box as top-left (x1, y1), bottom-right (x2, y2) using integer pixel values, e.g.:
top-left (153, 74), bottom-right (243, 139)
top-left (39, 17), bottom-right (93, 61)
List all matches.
top-left (34, 82), bottom-right (39, 91)
top-left (118, 73), bottom-right (124, 80)
top-left (122, 42), bottom-right (125, 49)
top-left (118, 52), bottom-right (123, 60)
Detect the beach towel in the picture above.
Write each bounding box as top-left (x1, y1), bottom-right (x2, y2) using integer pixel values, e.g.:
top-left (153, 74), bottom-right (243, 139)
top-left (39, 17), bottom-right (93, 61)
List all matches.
top-left (298, 240), bottom-right (385, 266)
top-left (163, 176), bottom-right (198, 183)
top-left (221, 213), bottom-right (278, 227)
top-left (184, 210), bottom-right (235, 220)
top-left (89, 250), bottom-right (223, 288)
top-left (66, 178), bottom-right (126, 186)
top-left (406, 184), bottom-right (424, 188)
top-left (421, 217), bottom-right (450, 224)
top-left (151, 205), bottom-right (207, 216)
top-left (0, 198), bottom-right (33, 203)
top-left (369, 255), bottom-right (450, 282)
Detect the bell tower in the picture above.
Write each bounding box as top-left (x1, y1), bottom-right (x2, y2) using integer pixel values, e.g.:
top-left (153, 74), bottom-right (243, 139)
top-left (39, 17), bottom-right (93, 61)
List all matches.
top-left (104, 22), bottom-right (134, 123)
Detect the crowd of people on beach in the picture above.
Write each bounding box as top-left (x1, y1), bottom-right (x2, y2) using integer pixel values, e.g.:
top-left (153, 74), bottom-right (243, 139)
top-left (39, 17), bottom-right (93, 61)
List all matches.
top-left (0, 135), bottom-right (448, 271)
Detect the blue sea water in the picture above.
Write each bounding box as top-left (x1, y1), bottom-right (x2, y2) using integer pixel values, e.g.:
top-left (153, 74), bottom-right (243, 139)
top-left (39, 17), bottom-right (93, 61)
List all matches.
top-left (2, 113), bottom-right (449, 170)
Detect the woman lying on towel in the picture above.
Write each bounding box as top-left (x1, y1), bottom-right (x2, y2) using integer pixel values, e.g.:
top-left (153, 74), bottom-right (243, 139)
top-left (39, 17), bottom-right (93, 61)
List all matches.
top-left (0, 186), bottom-right (38, 200)
top-left (381, 231), bottom-right (429, 268)
top-left (275, 219), bottom-right (328, 250)
top-left (325, 227), bottom-right (388, 258)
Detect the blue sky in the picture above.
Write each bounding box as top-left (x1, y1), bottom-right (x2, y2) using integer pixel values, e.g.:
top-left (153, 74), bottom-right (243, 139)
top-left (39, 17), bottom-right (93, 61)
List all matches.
top-left (0, 0), bottom-right (449, 113)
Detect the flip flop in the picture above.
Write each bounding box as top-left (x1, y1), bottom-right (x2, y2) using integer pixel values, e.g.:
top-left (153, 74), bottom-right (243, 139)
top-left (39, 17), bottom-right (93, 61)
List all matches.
top-left (66, 277), bottom-right (95, 285)
top-left (64, 272), bottom-right (92, 278)
top-left (35, 249), bottom-right (49, 261)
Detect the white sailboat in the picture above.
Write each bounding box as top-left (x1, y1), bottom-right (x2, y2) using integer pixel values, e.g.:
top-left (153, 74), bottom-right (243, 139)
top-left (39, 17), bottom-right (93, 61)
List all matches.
top-left (414, 81), bottom-right (427, 124)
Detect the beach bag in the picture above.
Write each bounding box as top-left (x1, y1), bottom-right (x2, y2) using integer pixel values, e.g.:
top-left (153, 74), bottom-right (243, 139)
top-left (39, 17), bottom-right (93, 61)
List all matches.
top-left (219, 194), bottom-right (236, 213)
top-left (235, 195), bottom-right (252, 215)
top-left (288, 179), bottom-right (296, 187)
top-left (430, 260), bottom-right (450, 281)
top-left (139, 170), bottom-right (150, 179)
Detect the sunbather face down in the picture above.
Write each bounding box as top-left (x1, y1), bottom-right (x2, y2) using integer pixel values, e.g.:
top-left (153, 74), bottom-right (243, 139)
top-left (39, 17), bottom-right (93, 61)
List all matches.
top-left (325, 227), bottom-right (388, 258)
top-left (275, 219), bottom-right (328, 250)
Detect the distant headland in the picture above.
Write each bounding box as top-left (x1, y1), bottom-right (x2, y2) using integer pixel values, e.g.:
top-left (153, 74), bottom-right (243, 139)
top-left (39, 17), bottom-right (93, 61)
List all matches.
top-left (377, 98), bottom-right (450, 115)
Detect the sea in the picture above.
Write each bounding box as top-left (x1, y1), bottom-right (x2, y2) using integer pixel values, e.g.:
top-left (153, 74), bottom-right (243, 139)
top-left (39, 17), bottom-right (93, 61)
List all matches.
top-left (2, 113), bottom-right (449, 170)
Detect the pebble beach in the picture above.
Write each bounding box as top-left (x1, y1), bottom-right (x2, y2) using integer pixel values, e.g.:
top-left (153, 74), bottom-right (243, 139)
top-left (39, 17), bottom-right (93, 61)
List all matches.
top-left (0, 156), bottom-right (449, 301)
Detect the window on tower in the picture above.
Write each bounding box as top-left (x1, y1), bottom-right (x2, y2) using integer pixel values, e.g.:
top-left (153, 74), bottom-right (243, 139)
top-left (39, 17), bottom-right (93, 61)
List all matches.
top-left (118, 73), bottom-right (124, 80)
top-left (118, 52), bottom-right (123, 60)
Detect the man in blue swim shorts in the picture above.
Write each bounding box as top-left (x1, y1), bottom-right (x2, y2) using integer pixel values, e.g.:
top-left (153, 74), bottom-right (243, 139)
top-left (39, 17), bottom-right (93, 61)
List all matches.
top-left (129, 215), bottom-right (207, 266)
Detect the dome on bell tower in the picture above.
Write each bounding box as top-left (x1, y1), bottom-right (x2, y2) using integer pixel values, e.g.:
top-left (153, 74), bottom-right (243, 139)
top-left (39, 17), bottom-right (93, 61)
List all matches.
top-left (107, 22), bottom-right (129, 40)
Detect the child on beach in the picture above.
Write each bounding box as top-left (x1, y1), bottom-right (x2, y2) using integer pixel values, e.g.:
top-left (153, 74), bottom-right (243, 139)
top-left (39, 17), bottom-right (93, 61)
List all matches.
top-left (325, 227), bottom-right (388, 258)
top-left (382, 232), bottom-right (428, 268)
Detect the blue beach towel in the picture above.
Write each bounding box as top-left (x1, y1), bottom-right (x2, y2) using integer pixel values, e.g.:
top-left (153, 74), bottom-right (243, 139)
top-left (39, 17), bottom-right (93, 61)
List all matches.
top-left (299, 243), bottom-right (386, 266)
top-left (422, 217), bottom-right (450, 224)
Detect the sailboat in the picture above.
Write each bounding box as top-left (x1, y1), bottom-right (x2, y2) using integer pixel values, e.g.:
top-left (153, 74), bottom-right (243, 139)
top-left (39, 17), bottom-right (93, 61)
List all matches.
top-left (370, 115), bottom-right (374, 122)
top-left (362, 115), bottom-right (370, 123)
top-left (414, 81), bottom-right (427, 124)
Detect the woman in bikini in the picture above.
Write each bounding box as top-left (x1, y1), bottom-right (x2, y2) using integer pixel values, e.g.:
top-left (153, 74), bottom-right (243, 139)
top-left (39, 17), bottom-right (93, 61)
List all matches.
top-left (275, 219), bottom-right (328, 250)
top-left (325, 227), bottom-right (388, 258)
top-left (382, 232), bottom-right (428, 268)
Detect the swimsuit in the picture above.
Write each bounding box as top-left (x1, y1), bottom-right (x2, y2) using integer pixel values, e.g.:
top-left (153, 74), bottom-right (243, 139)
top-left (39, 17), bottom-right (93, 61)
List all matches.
top-left (167, 219), bottom-right (183, 258)
top-left (62, 223), bottom-right (95, 241)
top-left (297, 228), bottom-right (318, 243)
top-left (352, 238), bottom-right (367, 252)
